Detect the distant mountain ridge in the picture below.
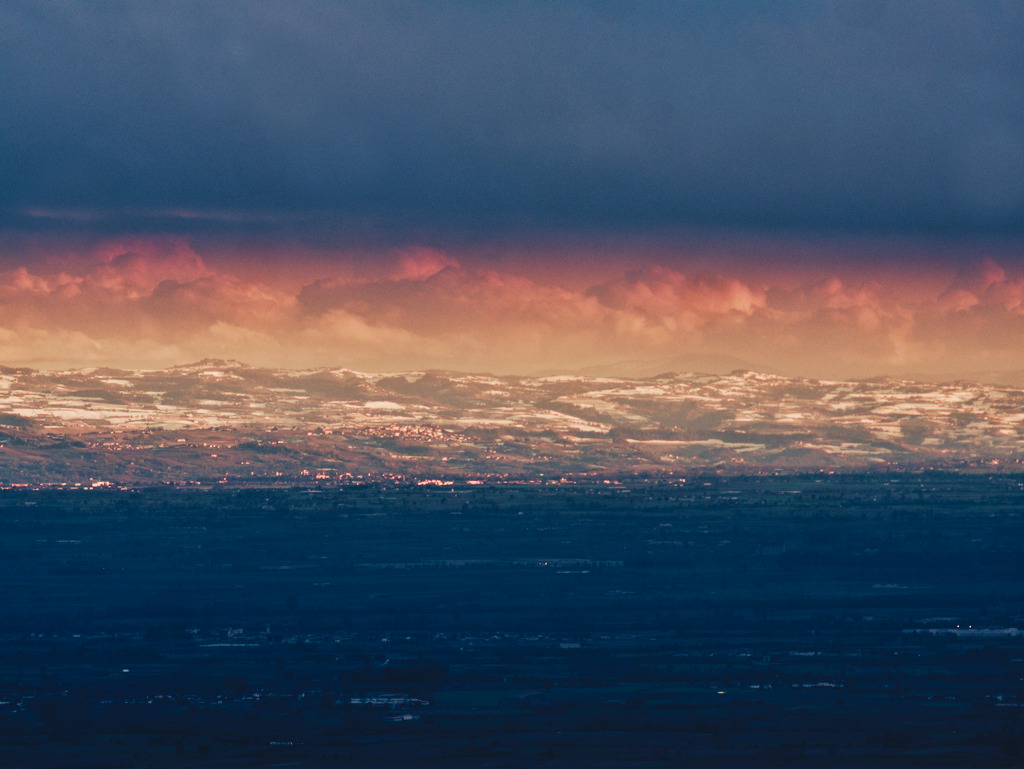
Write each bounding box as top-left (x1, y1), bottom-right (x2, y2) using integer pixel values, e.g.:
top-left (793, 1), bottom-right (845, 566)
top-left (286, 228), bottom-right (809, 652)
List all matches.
top-left (562, 353), bottom-right (772, 379)
top-left (1, 361), bottom-right (1023, 483)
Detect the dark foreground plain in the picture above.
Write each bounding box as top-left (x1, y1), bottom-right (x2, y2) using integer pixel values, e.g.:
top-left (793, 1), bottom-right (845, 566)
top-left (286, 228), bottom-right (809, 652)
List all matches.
top-left (3, 473), bottom-right (1024, 767)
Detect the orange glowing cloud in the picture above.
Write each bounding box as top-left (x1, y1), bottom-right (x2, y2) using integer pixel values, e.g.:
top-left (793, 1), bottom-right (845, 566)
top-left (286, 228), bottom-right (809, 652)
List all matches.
top-left (1, 238), bottom-right (1024, 381)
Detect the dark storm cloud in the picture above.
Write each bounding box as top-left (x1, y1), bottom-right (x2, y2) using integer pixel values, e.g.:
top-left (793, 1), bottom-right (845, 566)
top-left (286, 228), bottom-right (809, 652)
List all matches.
top-left (1, 0), bottom-right (1023, 235)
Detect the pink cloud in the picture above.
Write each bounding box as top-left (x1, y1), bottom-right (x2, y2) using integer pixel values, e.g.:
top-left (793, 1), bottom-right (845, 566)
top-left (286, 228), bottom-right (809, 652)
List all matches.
top-left (1, 242), bottom-right (1024, 380)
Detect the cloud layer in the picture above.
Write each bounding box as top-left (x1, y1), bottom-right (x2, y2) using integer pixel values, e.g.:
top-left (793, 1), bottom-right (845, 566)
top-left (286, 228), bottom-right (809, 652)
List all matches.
top-left (1, 240), bottom-right (1024, 380)
top-left (1, 1), bottom-right (1023, 236)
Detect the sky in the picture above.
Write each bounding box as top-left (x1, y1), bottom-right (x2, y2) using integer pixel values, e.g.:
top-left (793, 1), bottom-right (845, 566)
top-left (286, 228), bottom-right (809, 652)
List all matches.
top-left (1, 0), bottom-right (1023, 379)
